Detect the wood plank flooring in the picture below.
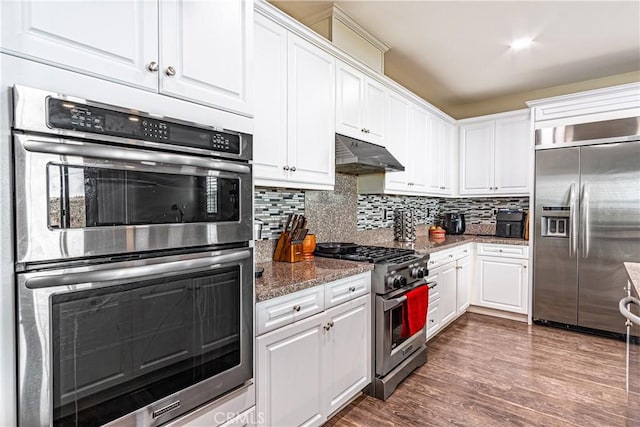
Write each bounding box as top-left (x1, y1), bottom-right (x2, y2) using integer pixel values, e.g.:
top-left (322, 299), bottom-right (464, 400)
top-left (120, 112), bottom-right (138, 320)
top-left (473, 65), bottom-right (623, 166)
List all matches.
top-left (325, 313), bottom-right (640, 427)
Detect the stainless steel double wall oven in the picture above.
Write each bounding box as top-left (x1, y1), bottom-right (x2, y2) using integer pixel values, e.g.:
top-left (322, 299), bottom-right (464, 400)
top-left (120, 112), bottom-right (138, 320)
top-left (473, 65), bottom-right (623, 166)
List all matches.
top-left (13, 86), bottom-right (254, 426)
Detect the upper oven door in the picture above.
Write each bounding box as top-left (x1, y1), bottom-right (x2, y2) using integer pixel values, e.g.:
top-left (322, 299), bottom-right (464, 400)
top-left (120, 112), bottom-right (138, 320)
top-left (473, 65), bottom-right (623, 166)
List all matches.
top-left (14, 133), bottom-right (253, 264)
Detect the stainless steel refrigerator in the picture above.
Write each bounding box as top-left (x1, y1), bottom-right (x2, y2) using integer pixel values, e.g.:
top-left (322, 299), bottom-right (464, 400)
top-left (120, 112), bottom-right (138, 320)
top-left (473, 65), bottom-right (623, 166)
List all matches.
top-left (533, 117), bottom-right (640, 335)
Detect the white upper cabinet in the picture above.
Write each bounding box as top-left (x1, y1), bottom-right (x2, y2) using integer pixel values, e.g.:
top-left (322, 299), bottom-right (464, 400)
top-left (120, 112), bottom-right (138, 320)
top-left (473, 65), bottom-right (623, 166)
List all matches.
top-left (383, 92), bottom-right (411, 192)
top-left (159, 0), bottom-right (253, 115)
top-left (253, 13), bottom-right (335, 190)
top-left (286, 33), bottom-right (335, 188)
top-left (336, 61), bottom-right (387, 146)
top-left (426, 114), bottom-right (455, 195)
top-left (1, 0), bottom-right (253, 116)
top-left (253, 13), bottom-right (288, 183)
top-left (408, 107), bottom-right (429, 192)
top-left (459, 110), bottom-right (530, 196)
top-left (1, 0), bottom-right (159, 91)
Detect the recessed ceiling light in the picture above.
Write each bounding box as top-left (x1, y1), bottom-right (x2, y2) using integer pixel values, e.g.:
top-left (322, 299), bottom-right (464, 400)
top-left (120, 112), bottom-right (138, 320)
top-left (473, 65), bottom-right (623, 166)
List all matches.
top-left (510, 37), bottom-right (534, 50)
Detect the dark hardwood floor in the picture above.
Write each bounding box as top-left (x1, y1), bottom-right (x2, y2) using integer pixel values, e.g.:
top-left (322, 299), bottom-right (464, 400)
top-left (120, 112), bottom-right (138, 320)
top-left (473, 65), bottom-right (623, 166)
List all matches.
top-left (326, 313), bottom-right (640, 427)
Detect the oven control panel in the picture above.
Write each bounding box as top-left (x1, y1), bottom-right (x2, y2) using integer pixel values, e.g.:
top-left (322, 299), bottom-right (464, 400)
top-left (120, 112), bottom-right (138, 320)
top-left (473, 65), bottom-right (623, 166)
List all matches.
top-left (46, 97), bottom-right (241, 155)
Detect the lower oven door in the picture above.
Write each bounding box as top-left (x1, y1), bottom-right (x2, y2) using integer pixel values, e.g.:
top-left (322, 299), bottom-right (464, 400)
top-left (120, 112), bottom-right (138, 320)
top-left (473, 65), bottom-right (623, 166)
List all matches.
top-left (14, 133), bottom-right (252, 264)
top-left (375, 283), bottom-right (428, 377)
top-left (17, 248), bottom-right (253, 427)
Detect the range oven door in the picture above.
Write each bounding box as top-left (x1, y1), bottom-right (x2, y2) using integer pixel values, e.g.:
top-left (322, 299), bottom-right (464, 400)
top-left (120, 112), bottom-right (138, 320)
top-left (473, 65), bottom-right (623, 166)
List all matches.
top-left (14, 133), bottom-right (253, 264)
top-left (17, 248), bottom-right (253, 427)
top-left (375, 283), bottom-right (428, 377)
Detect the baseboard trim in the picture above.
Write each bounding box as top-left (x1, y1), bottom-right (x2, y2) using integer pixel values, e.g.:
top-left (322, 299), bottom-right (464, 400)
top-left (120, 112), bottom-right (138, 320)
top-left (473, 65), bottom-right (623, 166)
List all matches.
top-left (467, 306), bottom-right (528, 323)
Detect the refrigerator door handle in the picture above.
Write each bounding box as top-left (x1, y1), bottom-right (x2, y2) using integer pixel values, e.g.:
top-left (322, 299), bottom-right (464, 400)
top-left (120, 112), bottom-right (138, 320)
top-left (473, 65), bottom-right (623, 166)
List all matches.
top-left (580, 182), bottom-right (590, 258)
top-left (569, 183), bottom-right (578, 256)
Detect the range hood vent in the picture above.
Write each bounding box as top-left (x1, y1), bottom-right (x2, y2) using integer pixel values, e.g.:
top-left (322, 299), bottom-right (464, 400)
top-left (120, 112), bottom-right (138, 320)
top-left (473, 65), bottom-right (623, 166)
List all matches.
top-left (335, 133), bottom-right (404, 175)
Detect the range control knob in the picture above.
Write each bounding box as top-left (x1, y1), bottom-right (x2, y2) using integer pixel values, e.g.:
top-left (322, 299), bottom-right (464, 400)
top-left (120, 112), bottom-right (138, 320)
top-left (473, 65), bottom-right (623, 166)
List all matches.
top-left (411, 266), bottom-right (428, 279)
top-left (386, 274), bottom-right (407, 289)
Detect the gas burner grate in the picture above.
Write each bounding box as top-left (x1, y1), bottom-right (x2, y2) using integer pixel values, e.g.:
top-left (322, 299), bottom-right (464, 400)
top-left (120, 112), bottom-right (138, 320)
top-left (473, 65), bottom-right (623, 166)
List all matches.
top-left (315, 245), bottom-right (416, 264)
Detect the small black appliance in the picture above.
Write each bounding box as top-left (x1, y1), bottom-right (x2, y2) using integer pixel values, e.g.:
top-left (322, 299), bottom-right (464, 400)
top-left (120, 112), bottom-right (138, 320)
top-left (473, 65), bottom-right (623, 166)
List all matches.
top-left (442, 213), bottom-right (466, 235)
top-left (496, 209), bottom-right (525, 238)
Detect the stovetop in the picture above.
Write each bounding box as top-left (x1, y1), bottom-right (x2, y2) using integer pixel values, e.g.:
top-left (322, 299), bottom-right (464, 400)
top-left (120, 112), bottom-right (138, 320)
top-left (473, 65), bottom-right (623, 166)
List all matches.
top-left (314, 245), bottom-right (417, 264)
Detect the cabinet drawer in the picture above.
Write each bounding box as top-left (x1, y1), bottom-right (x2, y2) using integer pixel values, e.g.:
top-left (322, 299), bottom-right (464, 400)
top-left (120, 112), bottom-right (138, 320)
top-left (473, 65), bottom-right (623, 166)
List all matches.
top-left (256, 286), bottom-right (325, 336)
top-left (428, 281), bottom-right (441, 302)
top-left (477, 244), bottom-right (528, 259)
top-left (427, 244), bottom-right (473, 269)
top-left (324, 272), bottom-right (371, 309)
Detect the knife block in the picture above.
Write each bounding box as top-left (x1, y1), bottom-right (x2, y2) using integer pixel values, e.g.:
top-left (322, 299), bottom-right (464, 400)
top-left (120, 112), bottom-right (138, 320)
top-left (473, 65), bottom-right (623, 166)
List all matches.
top-left (273, 232), bottom-right (304, 263)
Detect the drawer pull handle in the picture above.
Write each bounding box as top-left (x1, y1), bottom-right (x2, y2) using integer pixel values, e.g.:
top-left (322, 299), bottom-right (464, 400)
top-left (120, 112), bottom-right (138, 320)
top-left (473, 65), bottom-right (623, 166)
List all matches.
top-left (449, 254), bottom-right (453, 258)
top-left (293, 305), bottom-right (301, 312)
top-left (349, 286), bottom-right (356, 292)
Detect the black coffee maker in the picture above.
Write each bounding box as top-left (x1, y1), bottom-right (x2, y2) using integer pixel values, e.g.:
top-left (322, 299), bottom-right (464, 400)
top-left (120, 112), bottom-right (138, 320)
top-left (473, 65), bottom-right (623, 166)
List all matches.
top-left (443, 213), bottom-right (466, 235)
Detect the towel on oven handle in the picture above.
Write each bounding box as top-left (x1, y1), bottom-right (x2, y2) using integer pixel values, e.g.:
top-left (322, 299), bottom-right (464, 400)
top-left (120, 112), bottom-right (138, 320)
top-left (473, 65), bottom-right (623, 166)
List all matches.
top-left (400, 285), bottom-right (429, 338)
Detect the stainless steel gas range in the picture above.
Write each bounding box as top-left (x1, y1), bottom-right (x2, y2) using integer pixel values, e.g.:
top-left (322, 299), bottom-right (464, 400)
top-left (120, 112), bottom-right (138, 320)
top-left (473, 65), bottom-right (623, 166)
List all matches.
top-left (315, 245), bottom-right (432, 400)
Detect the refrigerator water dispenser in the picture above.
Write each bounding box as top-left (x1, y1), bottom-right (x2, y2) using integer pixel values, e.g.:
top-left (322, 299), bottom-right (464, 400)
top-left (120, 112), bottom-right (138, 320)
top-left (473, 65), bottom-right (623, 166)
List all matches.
top-left (541, 207), bottom-right (570, 238)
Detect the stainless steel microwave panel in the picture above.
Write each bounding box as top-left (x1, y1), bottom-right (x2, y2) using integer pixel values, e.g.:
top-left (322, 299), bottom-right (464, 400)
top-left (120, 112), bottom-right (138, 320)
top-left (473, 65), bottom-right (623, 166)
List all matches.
top-left (13, 133), bottom-right (253, 264)
top-left (18, 248), bottom-right (253, 427)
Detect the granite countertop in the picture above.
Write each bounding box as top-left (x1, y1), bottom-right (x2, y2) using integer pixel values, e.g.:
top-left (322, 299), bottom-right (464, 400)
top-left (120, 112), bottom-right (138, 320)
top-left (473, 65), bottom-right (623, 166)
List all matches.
top-left (255, 234), bottom-right (528, 302)
top-left (624, 262), bottom-right (640, 295)
top-left (255, 258), bottom-right (374, 303)
top-left (355, 234), bottom-right (529, 255)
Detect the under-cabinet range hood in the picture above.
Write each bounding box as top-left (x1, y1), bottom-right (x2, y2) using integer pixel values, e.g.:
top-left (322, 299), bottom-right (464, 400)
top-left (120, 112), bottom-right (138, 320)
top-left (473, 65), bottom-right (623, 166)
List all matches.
top-left (335, 133), bottom-right (404, 174)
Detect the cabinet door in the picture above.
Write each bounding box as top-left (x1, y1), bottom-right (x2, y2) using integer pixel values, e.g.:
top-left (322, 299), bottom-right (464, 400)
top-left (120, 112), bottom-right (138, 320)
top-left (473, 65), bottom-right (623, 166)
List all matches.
top-left (460, 121), bottom-right (494, 195)
top-left (477, 256), bottom-right (528, 314)
top-left (335, 61), bottom-right (365, 140)
top-left (409, 107), bottom-right (429, 193)
top-left (1, 0), bottom-right (158, 90)
top-left (384, 93), bottom-right (410, 191)
top-left (425, 113), bottom-right (443, 194)
top-left (438, 262), bottom-right (458, 326)
top-left (324, 295), bottom-right (371, 417)
top-left (494, 114), bottom-right (530, 195)
top-left (426, 300), bottom-right (441, 340)
top-left (456, 255), bottom-right (471, 315)
top-left (440, 121), bottom-right (455, 195)
top-left (159, 0), bottom-right (252, 115)
top-left (253, 14), bottom-right (288, 184)
top-left (257, 314), bottom-right (325, 427)
top-left (287, 33), bottom-right (335, 188)
top-left (363, 78), bottom-right (387, 146)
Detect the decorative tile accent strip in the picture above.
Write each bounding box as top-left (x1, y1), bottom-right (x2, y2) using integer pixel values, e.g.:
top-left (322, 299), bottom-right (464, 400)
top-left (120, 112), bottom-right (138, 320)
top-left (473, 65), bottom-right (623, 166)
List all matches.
top-left (357, 194), bottom-right (439, 230)
top-left (438, 197), bottom-right (529, 225)
top-left (357, 194), bottom-right (529, 230)
top-left (254, 187), bottom-right (305, 240)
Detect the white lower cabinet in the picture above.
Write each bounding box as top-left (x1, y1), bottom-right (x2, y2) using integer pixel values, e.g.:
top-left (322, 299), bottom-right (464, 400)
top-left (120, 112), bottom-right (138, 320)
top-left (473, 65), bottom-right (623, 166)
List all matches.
top-left (256, 275), bottom-right (371, 427)
top-left (436, 261), bottom-right (457, 326)
top-left (426, 244), bottom-right (473, 340)
top-left (473, 244), bottom-right (529, 314)
top-left (257, 312), bottom-right (325, 427)
top-left (456, 255), bottom-right (472, 315)
top-left (475, 256), bottom-right (528, 314)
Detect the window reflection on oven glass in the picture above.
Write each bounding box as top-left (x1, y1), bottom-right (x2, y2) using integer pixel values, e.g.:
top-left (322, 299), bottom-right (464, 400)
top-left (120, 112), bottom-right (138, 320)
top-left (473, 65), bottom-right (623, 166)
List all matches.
top-left (47, 164), bottom-right (240, 228)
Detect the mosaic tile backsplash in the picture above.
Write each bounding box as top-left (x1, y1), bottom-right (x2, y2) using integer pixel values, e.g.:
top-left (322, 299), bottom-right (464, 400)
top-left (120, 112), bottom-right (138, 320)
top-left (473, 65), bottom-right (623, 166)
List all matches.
top-left (255, 179), bottom-right (529, 239)
top-left (254, 188), bottom-right (304, 240)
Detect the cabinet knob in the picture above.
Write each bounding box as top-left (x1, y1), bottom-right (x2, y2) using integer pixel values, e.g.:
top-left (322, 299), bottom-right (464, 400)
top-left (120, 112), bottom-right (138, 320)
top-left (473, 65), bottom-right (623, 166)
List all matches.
top-left (165, 66), bottom-right (176, 76)
top-left (456, 266), bottom-right (463, 270)
top-left (290, 166), bottom-right (296, 172)
top-left (324, 320), bottom-right (334, 331)
top-left (449, 254), bottom-right (453, 258)
top-left (283, 165), bottom-right (290, 171)
top-left (349, 286), bottom-right (356, 292)
top-left (147, 61), bottom-right (159, 72)
top-left (292, 304), bottom-right (301, 312)
top-left (523, 265), bottom-right (527, 269)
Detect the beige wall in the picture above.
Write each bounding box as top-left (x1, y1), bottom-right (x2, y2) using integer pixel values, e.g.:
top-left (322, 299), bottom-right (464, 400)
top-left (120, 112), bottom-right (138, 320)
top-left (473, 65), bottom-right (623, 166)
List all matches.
top-left (435, 71), bottom-right (640, 119)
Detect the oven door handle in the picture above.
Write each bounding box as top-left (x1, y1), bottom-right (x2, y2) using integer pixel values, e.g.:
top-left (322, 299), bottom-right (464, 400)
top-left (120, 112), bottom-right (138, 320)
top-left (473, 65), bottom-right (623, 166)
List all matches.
top-left (22, 138), bottom-right (251, 175)
top-left (382, 281), bottom-right (435, 311)
top-left (25, 250), bottom-right (252, 289)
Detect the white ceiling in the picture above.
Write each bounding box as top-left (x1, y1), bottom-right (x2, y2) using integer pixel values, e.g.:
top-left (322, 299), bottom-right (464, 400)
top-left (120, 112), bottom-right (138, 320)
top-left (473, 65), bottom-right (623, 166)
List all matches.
top-left (270, 1), bottom-right (640, 116)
